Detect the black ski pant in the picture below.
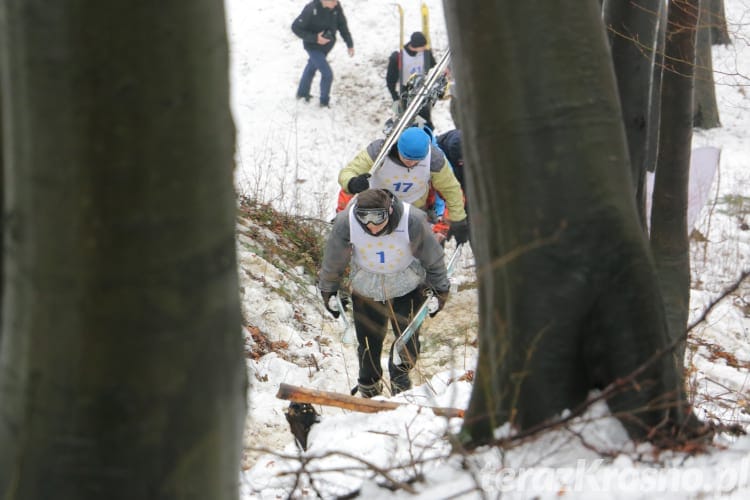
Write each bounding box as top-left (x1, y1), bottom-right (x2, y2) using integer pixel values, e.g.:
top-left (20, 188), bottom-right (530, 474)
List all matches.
top-left (352, 287), bottom-right (426, 393)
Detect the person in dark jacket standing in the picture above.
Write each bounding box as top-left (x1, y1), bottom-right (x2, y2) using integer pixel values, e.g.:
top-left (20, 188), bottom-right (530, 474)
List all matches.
top-left (292, 0), bottom-right (354, 108)
top-left (318, 189), bottom-right (451, 397)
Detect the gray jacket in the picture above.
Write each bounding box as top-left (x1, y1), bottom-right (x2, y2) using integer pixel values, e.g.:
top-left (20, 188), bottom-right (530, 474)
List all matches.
top-left (318, 196), bottom-right (450, 299)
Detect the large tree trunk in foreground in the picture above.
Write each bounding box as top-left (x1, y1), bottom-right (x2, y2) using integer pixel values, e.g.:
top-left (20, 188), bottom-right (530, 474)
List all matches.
top-left (0, 1), bottom-right (246, 498)
top-left (650, 0), bottom-right (700, 373)
top-left (0, 89), bottom-right (3, 344)
top-left (444, 0), bottom-right (696, 446)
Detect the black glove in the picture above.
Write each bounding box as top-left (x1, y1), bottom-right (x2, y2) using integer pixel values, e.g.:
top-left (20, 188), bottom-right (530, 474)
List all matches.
top-left (449, 218), bottom-right (470, 244)
top-left (321, 290), bottom-right (346, 319)
top-left (429, 289), bottom-right (450, 318)
top-left (347, 173), bottom-right (371, 194)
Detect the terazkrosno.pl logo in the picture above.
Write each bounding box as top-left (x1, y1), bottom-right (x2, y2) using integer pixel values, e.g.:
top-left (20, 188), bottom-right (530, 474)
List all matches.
top-left (480, 458), bottom-right (750, 494)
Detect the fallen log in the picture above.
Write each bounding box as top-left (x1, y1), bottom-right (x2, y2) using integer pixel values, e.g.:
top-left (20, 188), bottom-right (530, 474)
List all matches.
top-left (276, 383), bottom-right (465, 419)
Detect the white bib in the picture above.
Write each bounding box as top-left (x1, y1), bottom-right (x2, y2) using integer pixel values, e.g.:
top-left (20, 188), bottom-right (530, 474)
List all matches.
top-left (349, 203), bottom-right (413, 274)
top-left (400, 50), bottom-right (427, 87)
top-left (347, 203), bottom-right (425, 300)
top-left (369, 149), bottom-right (431, 204)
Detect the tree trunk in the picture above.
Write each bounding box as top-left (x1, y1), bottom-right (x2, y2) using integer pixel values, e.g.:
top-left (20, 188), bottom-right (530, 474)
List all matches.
top-left (444, 0), bottom-right (696, 446)
top-left (650, 0), bottom-right (700, 372)
top-left (646, 3), bottom-right (669, 175)
top-left (0, 2), bottom-right (246, 499)
top-left (0, 85), bottom-right (3, 345)
top-left (709, 0), bottom-right (732, 45)
top-left (603, 0), bottom-right (664, 228)
top-left (694, 1), bottom-right (722, 129)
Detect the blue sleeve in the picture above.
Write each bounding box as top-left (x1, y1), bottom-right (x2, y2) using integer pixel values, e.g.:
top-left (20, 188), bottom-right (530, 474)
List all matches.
top-left (433, 194), bottom-right (445, 218)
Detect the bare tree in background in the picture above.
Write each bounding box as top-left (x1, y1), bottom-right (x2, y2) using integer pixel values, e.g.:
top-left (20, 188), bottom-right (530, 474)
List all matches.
top-left (709, 0), bottom-right (732, 45)
top-left (694, 1), bottom-right (722, 128)
top-left (648, 5), bottom-right (669, 174)
top-left (0, 1), bottom-right (247, 498)
top-left (443, 0), bottom-right (703, 447)
top-left (650, 0), bottom-right (701, 369)
top-left (603, 0), bottom-right (665, 226)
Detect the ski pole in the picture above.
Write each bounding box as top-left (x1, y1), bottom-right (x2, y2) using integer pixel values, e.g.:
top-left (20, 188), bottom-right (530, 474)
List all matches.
top-left (392, 243), bottom-right (463, 365)
top-left (335, 294), bottom-right (356, 345)
top-left (327, 292), bottom-right (356, 344)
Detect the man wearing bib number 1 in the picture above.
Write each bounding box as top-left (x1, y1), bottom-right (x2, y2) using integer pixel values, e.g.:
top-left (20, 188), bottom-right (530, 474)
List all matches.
top-left (338, 127), bottom-right (469, 245)
top-left (318, 189), bottom-right (451, 397)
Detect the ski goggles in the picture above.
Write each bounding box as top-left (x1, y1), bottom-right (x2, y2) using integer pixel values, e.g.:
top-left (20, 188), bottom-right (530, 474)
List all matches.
top-left (354, 208), bottom-right (389, 226)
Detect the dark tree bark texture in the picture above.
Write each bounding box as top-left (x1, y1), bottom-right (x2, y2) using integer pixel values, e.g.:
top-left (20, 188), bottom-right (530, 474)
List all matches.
top-left (650, 0), bottom-right (700, 371)
top-left (603, 0), bottom-right (664, 228)
top-left (646, 3), bottom-right (669, 174)
top-left (0, 80), bottom-right (3, 345)
top-left (444, 0), bottom-right (696, 446)
top-left (709, 0), bottom-right (732, 45)
top-left (0, 1), bottom-right (246, 499)
top-left (694, 1), bottom-right (722, 129)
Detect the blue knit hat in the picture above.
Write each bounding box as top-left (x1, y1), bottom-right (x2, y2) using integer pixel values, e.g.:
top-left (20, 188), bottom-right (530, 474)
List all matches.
top-left (397, 128), bottom-right (430, 160)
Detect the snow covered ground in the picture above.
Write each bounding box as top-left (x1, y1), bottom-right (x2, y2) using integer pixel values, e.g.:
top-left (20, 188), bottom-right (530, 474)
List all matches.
top-left (227, 0), bottom-right (750, 498)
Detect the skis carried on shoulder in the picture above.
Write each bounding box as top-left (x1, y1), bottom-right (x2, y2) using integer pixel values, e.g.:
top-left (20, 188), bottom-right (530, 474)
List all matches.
top-left (392, 243), bottom-right (463, 365)
top-left (371, 48), bottom-right (451, 177)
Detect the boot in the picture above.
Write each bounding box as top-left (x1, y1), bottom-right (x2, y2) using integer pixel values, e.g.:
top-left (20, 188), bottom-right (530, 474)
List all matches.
top-left (390, 372), bottom-right (412, 396)
top-left (358, 380), bottom-right (383, 398)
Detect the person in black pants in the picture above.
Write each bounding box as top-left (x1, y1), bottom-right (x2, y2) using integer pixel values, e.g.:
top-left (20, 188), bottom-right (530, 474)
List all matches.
top-left (292, 0), bottom-right (354, 107)
top-left (318, 189), bottom-right (451, 397)
top-left (351, 287), bottom-right (425, 396)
